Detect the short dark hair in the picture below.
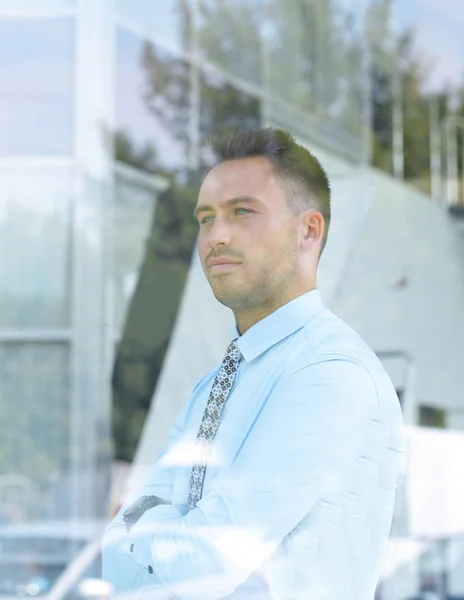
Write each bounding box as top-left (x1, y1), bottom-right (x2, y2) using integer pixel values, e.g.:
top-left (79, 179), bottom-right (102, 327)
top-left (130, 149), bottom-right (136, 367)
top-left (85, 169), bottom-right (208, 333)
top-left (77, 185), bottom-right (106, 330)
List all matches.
top-left (203, 128), bottom-right (331, 255)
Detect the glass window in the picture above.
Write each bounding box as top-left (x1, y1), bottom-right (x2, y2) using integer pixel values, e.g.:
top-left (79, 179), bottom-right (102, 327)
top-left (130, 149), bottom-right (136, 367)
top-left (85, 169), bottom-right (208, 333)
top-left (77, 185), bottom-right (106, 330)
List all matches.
top-left (198, 0), bottom-right (262, 83)
top-left (264, 0), bottom-right (366, 151)
top-left (116, 28), bottom-right (190, 177)
top-left (325, 0), bottom-right (367, 135)
top-left (115, 0), bottom-right (191, 55)
top-left (264, 0), bottom-right (319, 112)
top-left (0, 343), bottom-right (70, 522)
top-left (199, 68), bottom-right (261, 159)
top-left (109, 168), bottom-right (199, 463)
top-left (0, 19), bottom-right (74, 156)
top-left (0, 169), bottom-right (72, 329)
top-left (111, 172), bottom-right (160, 335)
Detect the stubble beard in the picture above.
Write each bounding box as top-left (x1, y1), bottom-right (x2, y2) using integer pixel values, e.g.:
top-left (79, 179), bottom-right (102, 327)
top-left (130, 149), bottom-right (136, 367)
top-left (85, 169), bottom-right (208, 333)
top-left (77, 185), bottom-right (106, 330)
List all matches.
top-left (211, 237), bottom-right (299, 313)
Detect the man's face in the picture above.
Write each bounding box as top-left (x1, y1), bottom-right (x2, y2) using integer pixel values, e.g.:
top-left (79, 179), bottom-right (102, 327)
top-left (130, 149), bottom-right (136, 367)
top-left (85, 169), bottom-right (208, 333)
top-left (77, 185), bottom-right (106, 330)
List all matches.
top-left (195, 156), bottom-right (302, 314)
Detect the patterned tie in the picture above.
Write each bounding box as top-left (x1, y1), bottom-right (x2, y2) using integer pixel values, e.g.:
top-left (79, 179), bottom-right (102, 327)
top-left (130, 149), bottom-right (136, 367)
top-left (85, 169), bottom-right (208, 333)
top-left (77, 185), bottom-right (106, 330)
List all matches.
top-left (188, 338), bottom-right (243, 509)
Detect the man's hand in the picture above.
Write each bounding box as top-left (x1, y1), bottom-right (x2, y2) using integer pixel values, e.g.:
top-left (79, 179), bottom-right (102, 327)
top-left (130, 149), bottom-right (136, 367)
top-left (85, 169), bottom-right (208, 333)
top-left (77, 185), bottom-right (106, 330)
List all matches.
top-left (123, 495), bottom-right (172, 532)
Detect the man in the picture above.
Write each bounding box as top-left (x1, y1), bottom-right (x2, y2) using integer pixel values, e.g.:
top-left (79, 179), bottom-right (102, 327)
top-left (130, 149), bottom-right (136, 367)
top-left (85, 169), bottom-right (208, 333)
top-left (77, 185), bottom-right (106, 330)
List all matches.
top-left (102, 128), bottom-right (405, 600)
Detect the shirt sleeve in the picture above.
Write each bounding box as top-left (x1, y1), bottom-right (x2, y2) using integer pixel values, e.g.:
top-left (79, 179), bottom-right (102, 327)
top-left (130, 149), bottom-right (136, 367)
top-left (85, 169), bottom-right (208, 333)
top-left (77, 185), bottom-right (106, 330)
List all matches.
top-left (105, 369), bottom-right (212, 534)
top-left (126, 356), bottom-right (382, 600)
top-left (102, 373), bottom-right (210, 596)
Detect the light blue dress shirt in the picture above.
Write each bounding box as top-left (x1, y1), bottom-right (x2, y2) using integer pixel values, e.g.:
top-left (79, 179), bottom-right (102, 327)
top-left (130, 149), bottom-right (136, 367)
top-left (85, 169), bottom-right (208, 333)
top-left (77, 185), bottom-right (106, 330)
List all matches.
top-left (102, 289), bottom-right (405, 600)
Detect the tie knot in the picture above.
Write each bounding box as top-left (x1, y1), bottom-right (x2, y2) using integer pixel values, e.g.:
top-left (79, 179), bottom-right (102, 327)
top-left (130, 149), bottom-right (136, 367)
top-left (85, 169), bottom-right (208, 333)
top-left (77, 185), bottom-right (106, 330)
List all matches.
top-left (225, 338), bottom-right (243, 364)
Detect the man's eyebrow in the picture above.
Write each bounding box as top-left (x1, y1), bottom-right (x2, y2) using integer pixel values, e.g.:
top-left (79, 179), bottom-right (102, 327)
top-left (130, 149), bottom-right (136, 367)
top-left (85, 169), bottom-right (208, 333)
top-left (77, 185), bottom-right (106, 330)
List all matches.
top-left (193, 196), bottom-right (262, 220)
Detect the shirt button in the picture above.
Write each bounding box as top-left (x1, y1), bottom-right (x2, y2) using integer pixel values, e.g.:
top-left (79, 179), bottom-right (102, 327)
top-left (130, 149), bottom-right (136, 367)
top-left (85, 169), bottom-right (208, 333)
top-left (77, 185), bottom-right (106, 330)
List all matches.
top-left (148, 565), bottom-right (154, 574)
top-left (130, 543), bottom-right (134, 552)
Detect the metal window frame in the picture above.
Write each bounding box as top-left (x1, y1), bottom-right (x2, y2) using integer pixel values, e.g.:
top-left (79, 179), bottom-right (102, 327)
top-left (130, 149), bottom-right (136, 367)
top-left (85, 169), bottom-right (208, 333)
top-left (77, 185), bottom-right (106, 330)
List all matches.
top-left (114, 161), bottom-right (170, 193)
top-left (0, 157), bottom-right (74, 169)
top-left (106, 161), bottom-right (171, 372)
top-left (0, 329), bottom-right (72, 342)
top-left (69, 0), bottom-right (116, 520)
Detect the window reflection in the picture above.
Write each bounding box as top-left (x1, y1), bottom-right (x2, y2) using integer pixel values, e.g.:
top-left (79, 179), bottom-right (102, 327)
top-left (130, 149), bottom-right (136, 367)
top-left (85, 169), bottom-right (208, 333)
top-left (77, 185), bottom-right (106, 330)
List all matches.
top-left (264, 0), bottom-right (318, 111)
top-left (0, 169), bottom-right (72, 329)
top-left (110, 171), bottom-right (199, 462)
top-left (200, 67), bottom-right (261, 159)
top-left (0, 19), bottom-right (74, 156)
top-left (111, 170), bottom-right (162, 334)
top-left (115, 0), bottom-right (191, 55)
top-left (264, 0), bottom-right (366, 149)
top-left (116, 28), bottom-right (190, 177)
top-left (0, 343), bottom-right (70, 522)
top-left (198, 0), bottom-right (262, 83)
top-left (114, 28), bottom-right (198, 462)
top-left (113, 25), bottom-right (263, 462)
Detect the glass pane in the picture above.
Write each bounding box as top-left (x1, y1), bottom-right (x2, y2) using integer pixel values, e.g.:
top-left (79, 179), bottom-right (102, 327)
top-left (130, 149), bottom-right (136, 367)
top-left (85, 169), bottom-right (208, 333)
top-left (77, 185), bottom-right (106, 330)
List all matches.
top-left (109, 170), bottom-right (199, 462)
top-left (0, 343), bottom-right (70, 522)
top-left (198, 0), bottom-right (262, 83)
top-left (199, 68), bottom-right (261, 165)
top-left (325, 0), bottom-right (366, 135)
top-left (111, 174), bottom-right (159, 334)
top-left (264, 0), bottom-right (318, 111)
top-left (264, 0), bottom-right (366, 150)
top-left (0, 169), bottom-right (72, 328)
top-left (115, 0), bottom-right (191, 54)
top-left (0, 19), bottom-right (74, 156)
top-left (115, 28), bottom-right (190, 177)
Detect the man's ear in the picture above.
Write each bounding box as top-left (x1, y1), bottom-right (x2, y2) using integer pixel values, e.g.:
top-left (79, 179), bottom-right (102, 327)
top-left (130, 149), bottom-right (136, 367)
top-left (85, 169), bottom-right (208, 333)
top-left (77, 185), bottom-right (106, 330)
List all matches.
top-left (302, 211), bottom-right (324, 243)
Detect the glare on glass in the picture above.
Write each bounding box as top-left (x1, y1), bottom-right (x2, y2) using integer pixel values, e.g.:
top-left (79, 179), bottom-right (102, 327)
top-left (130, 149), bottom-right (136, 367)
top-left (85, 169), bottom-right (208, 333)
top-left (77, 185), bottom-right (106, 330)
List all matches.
top-left (0, 18), bottom-right (74, 156)
top-left (115, 0), bottom-right (189, 54)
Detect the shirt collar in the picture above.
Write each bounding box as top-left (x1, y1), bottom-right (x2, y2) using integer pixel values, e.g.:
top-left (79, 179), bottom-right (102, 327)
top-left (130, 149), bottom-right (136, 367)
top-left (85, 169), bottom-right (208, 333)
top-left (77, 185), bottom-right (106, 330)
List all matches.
top-left (231, 289), bottom-right (324, 363)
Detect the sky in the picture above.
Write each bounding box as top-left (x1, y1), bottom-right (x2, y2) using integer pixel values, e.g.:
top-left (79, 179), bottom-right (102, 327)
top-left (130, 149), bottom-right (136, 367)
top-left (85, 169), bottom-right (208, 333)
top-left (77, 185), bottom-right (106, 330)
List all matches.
top-left (392, 0), bottom-right (464, 92)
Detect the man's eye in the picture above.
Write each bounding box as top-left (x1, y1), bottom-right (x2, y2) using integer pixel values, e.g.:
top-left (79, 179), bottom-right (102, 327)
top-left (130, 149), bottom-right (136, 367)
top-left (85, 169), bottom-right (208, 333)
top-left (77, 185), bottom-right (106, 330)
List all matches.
top-left (200, 208), bottom-right (253, 225)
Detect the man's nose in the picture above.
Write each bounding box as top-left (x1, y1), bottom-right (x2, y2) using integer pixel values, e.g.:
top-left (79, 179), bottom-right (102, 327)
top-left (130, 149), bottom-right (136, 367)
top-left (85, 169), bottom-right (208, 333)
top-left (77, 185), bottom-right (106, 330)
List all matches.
top-left (205, 219), bottom-right (233, 247)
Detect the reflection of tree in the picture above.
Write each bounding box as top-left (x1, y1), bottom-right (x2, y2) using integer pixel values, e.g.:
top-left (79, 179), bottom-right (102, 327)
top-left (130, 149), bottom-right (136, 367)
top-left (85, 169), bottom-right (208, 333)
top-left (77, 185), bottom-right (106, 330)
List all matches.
top-left (111, 25), bottom-right (263, 461)
top-left (111, 175), bottom-right (201, 461)
top-left (368, 0), bottom-right (457, 192)
top-left (140, 42), bottom-right (190, 171)
top-left (197, 0), bottom-right (261, 81)
top-left (200, 70), bottom-right (261, 137)
top-left (115, 131), bottom-right (158, 173)
top-left (265, 0), bottom-right (366, 135)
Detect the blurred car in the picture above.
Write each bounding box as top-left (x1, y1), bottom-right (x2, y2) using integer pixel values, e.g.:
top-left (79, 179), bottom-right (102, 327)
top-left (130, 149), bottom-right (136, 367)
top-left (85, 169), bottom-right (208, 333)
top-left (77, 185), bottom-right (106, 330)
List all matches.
top-left (0, 520), bottom-right (109, 600)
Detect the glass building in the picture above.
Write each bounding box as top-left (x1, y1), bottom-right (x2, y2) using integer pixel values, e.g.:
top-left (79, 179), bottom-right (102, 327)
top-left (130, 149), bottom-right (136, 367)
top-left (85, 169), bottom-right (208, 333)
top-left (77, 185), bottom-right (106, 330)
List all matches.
top-left (1, 1), bottom-right (464, 599)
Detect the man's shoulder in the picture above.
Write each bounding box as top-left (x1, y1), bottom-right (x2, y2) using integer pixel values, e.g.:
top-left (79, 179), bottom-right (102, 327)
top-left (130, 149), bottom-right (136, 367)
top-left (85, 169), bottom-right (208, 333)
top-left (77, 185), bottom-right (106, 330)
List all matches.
top-left (301, 309), bottom-right (375, 364)
top-left (297, 309), bottom-right (397, 399)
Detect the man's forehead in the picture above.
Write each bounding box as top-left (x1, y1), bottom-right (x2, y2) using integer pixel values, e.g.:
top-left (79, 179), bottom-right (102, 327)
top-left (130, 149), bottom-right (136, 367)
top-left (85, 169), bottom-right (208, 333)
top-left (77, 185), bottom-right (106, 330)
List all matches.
top-left (200, 156), bottom-right (276, 196)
